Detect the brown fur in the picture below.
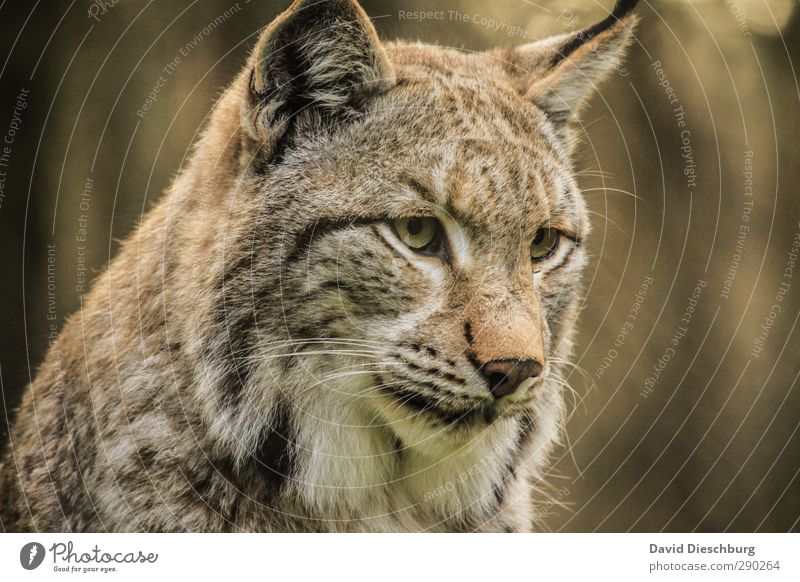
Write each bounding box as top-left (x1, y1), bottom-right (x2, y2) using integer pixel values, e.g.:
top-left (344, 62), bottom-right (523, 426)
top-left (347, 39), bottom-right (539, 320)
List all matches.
top-left (1, 0), bottom-right (638, 532)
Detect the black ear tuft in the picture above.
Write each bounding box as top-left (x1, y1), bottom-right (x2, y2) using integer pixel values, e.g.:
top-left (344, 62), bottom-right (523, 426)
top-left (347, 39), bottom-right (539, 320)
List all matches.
top-left (496, 0), bottom-right (640, 141)
top-left (551, 0), bottom-right (641, 67)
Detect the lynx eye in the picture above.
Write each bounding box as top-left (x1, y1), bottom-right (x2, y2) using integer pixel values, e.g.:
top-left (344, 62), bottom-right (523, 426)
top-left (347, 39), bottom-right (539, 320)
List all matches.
top-left (391, 217), bottom-right (441, 253)
top-left (530, 228), bottom-right (561, 261)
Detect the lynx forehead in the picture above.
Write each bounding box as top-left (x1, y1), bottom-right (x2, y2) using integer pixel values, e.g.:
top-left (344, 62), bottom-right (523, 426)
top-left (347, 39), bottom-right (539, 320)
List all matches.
top-left (1, 0), bottom-right (639, 532)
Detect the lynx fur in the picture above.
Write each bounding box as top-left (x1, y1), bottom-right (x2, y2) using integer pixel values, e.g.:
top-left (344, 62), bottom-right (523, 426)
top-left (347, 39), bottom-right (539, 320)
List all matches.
top-left (0, 0), bottom-right (638, 532)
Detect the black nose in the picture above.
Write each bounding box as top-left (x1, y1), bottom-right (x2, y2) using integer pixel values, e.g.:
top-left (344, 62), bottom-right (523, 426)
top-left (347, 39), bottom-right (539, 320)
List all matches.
top-left (482, 359), bottom-right (544, 398)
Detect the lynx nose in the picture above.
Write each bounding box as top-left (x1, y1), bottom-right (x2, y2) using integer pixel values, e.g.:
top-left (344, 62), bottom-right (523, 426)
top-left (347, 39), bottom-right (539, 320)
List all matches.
top-left (482, 359), bottom-right (544, 398)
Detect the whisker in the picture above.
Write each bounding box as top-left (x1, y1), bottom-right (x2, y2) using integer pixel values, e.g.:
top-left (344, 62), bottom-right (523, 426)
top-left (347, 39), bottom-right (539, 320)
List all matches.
top-left (585, 210), bottom-right (626, 235)
top-left (223, 337), bottom-right (392, 357)
top-left (574, 168), bottom-right (615, 180)
top-left (580, 186), bottom-right (641, 201)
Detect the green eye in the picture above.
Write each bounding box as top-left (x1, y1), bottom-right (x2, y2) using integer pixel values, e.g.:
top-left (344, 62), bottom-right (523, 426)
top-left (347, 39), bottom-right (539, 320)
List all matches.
top-left (392, 217), bottom-right (440, 252)
top-left (530, 228), bottom-right (560, 261)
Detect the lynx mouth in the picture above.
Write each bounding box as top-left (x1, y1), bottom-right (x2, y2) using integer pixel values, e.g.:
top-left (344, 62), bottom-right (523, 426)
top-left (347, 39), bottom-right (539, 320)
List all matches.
top-left (377, 384), bottom-right (498, 427)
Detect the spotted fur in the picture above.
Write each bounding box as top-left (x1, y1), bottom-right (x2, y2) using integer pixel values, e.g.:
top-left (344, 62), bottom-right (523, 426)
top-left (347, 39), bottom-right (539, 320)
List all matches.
top-left (0, 0), bottom-right (638, 532)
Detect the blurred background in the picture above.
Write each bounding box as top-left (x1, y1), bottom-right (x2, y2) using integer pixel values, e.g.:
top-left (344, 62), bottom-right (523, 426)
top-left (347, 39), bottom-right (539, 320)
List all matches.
top-left (0, 0), bottom-right (798, 531)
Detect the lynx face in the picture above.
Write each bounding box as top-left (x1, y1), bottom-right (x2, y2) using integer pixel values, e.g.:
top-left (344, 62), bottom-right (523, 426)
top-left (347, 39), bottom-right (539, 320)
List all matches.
top-left (208, 0), bottom-right (638, 468)
top-left (262, 58), bottom-right (590, 447)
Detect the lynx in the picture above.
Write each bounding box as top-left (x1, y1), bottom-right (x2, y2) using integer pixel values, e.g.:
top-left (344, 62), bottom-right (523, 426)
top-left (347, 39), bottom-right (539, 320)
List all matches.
top-left (1, 0), bottom-right (639, 532)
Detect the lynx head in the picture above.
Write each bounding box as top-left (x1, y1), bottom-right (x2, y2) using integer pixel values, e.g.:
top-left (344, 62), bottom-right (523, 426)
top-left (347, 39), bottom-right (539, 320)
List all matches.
top-left (196, 0), bottom-right (639, 464)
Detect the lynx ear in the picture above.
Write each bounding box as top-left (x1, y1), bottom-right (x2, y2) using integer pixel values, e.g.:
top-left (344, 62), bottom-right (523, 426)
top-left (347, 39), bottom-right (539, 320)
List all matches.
top-left (242, 0), bottom-right (395, 155)
top-left (501, 0), bottom-right (639, 136)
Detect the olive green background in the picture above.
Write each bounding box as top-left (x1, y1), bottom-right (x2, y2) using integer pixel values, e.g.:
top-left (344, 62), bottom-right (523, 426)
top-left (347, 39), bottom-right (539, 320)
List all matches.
top-left (0, 0), bottom-right (798, 531)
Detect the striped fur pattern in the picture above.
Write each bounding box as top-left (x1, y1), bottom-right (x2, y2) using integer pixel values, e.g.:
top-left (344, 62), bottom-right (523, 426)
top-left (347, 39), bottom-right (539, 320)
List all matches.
top-left (0, 0), bottom-right (638, 532)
